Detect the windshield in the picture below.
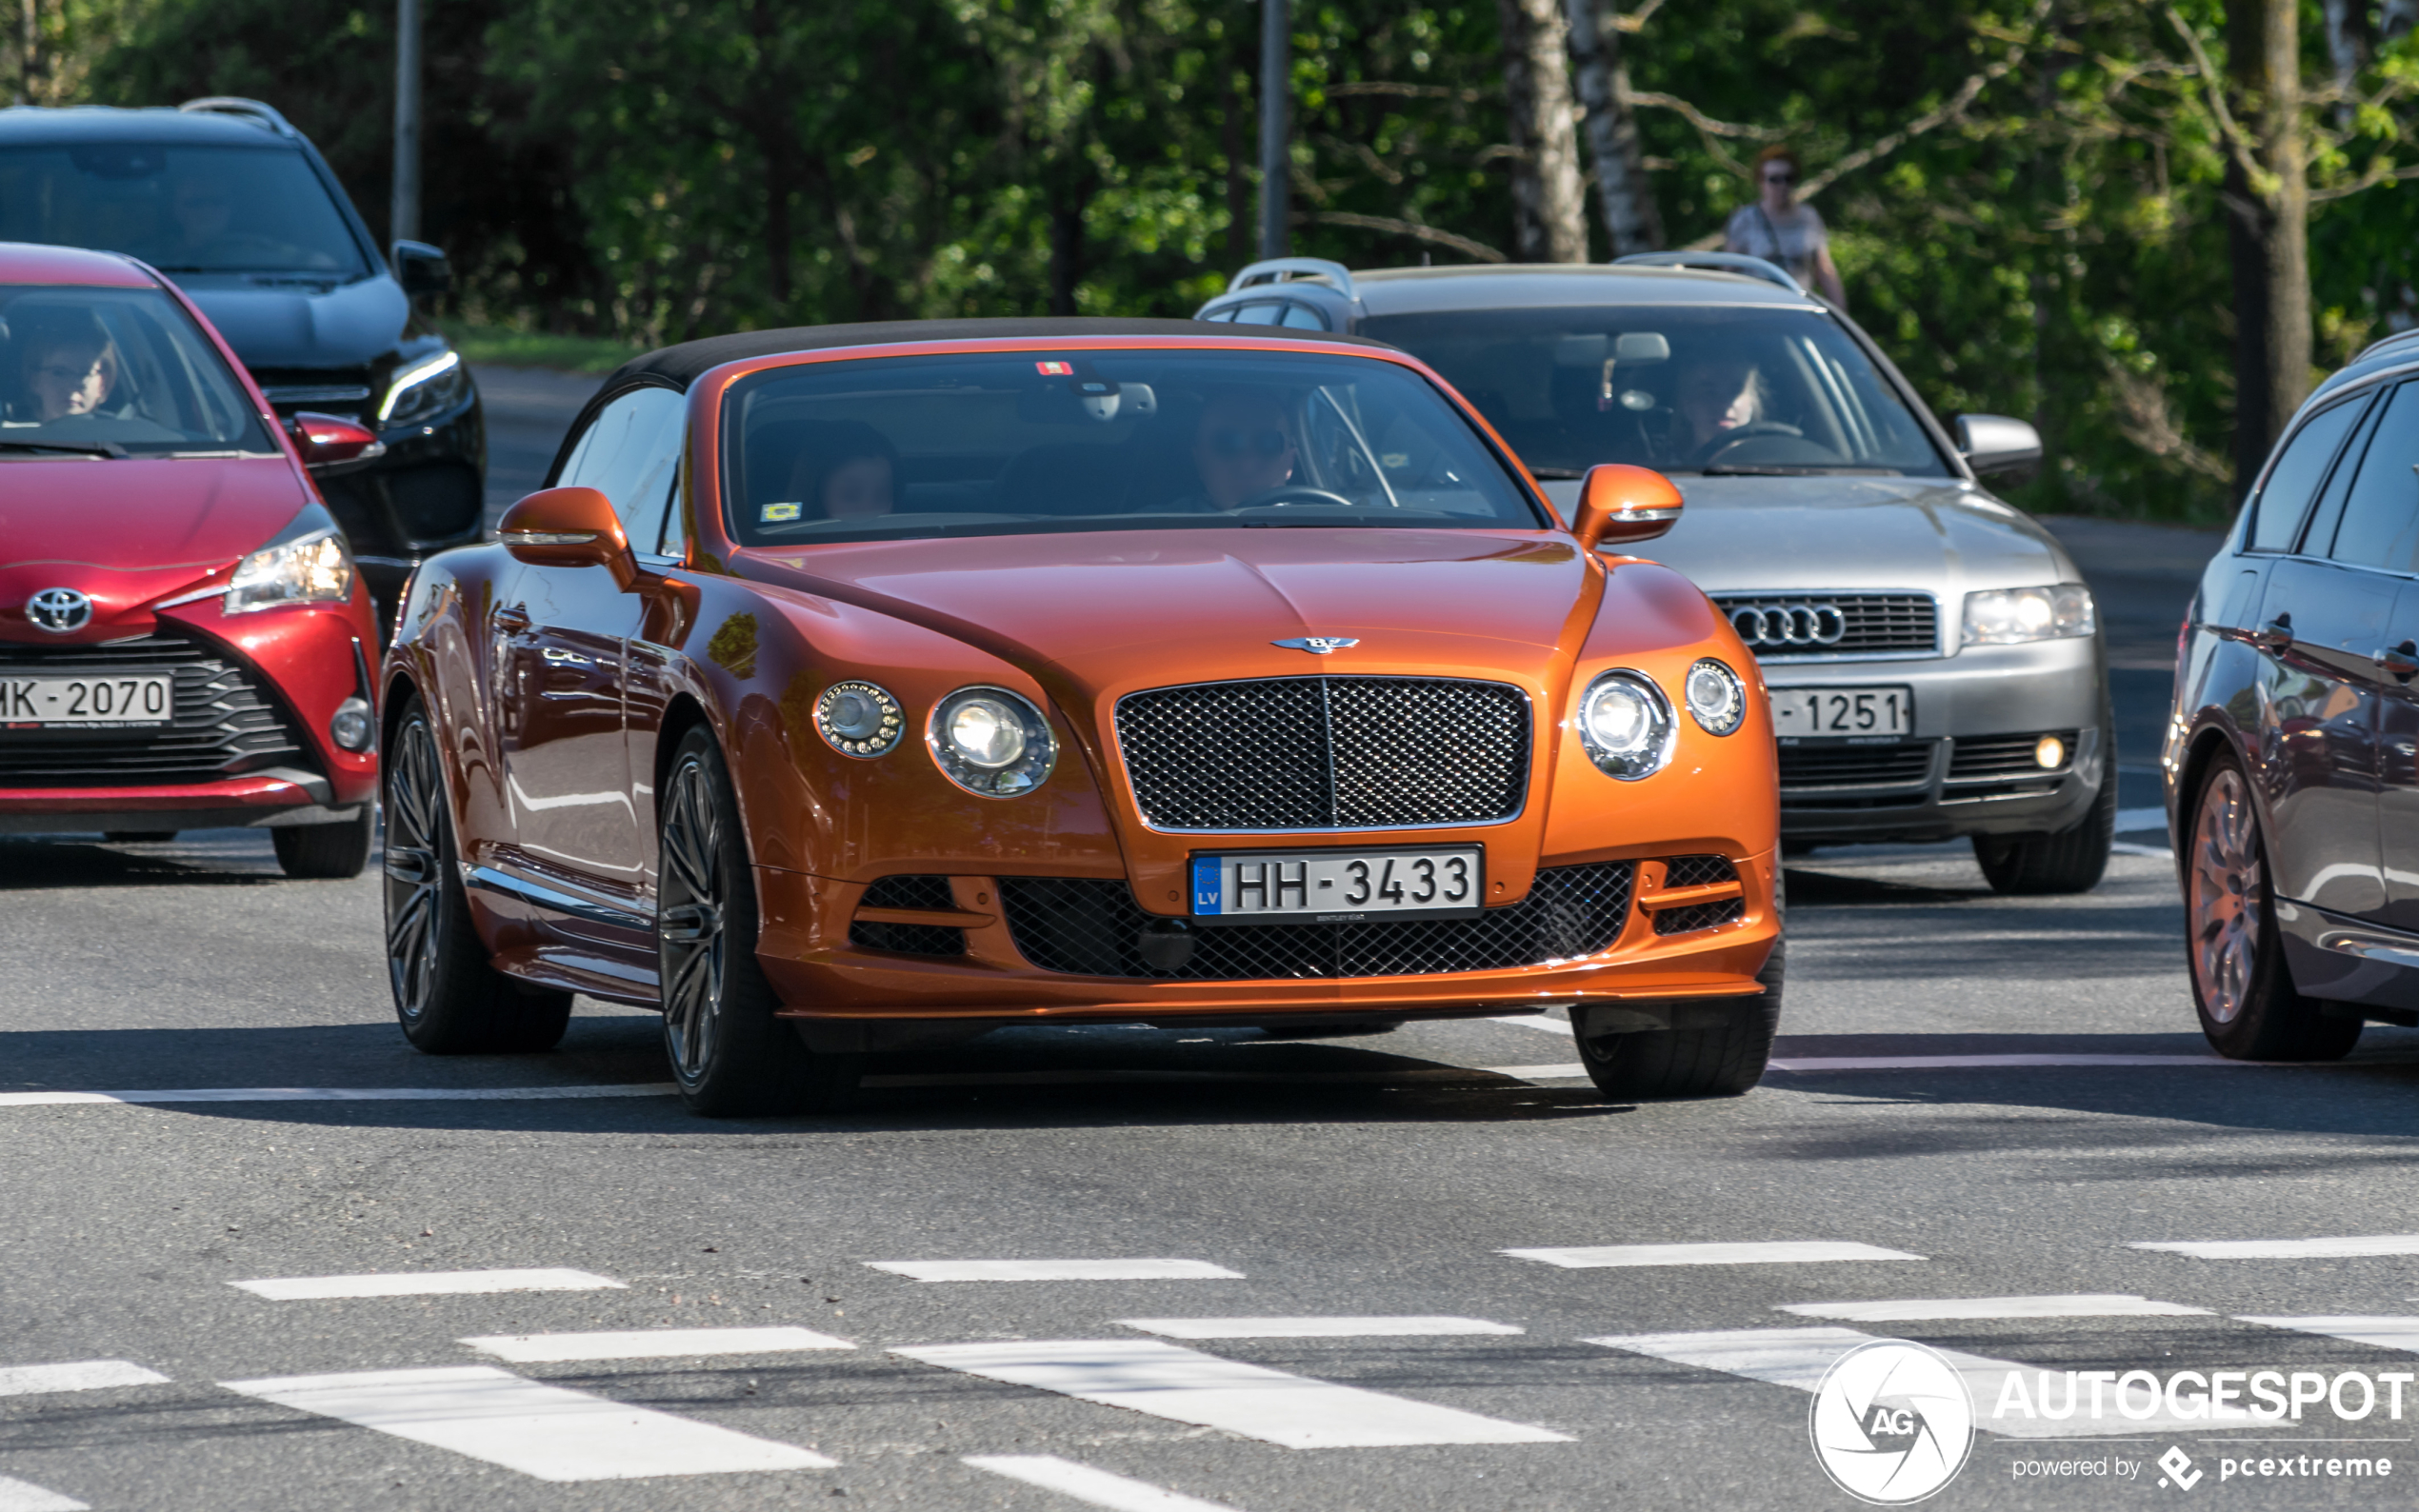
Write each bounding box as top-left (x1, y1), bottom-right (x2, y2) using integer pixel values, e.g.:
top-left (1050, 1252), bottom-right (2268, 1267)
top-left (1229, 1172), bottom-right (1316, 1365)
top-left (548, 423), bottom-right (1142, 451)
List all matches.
top-left (0, 284), bottom-right (275, 455)
top-left (1356, 306), bottom-right (1950, 478)
top-left (0, 144), bottom-right (370, 278)
top-left (723, 348), bottom-right (1547, 546)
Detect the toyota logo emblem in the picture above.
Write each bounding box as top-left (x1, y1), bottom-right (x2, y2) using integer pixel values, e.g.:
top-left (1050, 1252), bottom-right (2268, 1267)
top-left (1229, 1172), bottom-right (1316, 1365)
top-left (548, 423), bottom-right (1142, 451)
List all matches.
top-left (1729, 601), bottom-right (1848, 648)
top-left (26, 587), bottom-right (92, 635)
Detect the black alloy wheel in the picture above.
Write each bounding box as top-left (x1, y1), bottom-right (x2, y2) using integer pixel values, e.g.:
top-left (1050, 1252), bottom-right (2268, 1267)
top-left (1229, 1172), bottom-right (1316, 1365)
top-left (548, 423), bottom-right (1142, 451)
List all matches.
top-left (383, 696), bottom-right (571, 1053)
top-left (2186, 751), bottom-right (2360, 1061)
top-left (657, 725), bottom-right (862, 1117)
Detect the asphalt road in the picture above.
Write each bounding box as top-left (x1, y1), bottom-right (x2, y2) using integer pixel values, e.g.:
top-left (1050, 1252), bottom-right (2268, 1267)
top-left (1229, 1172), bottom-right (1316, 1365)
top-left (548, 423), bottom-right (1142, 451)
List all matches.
top-left (6, 382), bottom-right (2416, 1512)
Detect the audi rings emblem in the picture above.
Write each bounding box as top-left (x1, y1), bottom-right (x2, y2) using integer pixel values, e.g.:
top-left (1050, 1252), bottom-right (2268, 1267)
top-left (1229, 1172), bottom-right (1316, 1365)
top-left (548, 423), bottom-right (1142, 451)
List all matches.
top-left (1729, 601), bottom-right (1848, 648)
top-left (26, 587), bottom-right (92, 635)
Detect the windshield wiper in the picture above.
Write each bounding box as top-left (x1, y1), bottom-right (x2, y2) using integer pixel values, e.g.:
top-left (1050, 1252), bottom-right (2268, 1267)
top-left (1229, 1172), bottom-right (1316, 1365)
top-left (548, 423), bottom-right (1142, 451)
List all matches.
top-left (0, 440), bottom-right (124, 459)
top-left (1698, 464), bottom-right (1903, 476)
top-left (1524, 467), bottom-right (1587, 480)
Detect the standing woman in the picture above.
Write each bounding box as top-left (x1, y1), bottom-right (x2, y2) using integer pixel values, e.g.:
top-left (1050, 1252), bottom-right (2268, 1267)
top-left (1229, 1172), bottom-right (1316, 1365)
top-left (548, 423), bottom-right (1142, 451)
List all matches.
top-left (1724, 146), bottom-right (1847, 308)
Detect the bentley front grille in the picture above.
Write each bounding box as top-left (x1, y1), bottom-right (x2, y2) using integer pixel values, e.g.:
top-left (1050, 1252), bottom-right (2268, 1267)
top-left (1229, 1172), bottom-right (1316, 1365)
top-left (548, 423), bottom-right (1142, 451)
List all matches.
top-left (0, 630), bottom-right (310, 786)
top-left (998, 862), bottom-right (1633, 980)
top-left (1114, 675), bottom-right (1529, 831)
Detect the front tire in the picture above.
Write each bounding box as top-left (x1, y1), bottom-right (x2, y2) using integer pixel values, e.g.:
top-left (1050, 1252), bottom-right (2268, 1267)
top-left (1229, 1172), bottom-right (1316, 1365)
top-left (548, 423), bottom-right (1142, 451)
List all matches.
top-left (657, 726), bottom-right (862, 1117)
top-left (2186, 752), bottom-right (2359, 1062)
top-left (1973, 765), bottom-right (2116, 895)
top-left (384, 697), bottom-right (571, 1053)
top-left (1575, 940), bottom-right (1783, 1098)
top-left (273, 808), bottom-right (373, 879)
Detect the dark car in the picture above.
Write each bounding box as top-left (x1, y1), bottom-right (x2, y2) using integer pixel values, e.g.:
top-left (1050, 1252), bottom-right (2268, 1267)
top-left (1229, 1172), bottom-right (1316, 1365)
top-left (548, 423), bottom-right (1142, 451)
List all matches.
top-left (2167, 327), bottom-right (2419, 1060)
top-left (0, 97), bottom-right (481, 627)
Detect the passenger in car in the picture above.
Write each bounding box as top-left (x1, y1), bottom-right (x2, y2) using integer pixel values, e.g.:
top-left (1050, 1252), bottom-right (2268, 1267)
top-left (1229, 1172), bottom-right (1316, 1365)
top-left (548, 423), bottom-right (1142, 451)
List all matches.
top-left (10, 308), bottom-right (121, 422)
top-left (1189, 388), bottom-right (1298, 509)
top-left (783, 419), bottom-right (898, 520)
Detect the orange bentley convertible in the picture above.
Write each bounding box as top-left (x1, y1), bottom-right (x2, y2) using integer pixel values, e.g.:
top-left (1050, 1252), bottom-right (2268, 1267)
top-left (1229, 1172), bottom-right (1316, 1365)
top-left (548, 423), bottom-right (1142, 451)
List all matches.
top-left (378, 319), bottom-right (1781, 1115)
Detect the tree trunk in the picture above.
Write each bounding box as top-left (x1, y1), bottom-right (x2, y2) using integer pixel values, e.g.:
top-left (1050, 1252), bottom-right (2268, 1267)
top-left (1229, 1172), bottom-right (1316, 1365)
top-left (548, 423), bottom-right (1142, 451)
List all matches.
top-left (1496, 0), bottom-right (1588, 262)
top-left (1563, 0), bottom-right (1661, 255)
top-left (2225, 0), bottom-right (2312, 501)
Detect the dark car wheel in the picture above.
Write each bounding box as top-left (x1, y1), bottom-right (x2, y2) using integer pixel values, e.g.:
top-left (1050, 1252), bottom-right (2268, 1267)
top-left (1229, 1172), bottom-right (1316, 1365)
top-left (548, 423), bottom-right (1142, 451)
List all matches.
top-left (658, 726), bottom-right (862, 1117)
top-left (1973, 766), bottom-right (2116, 896)
top-left (384, 697), bottom-right (571, 1053)
top-left (1577, 940), bottom-right (1784, 1098)
top-left (273, 808), bottom-right (373, 879)
top-left (103, 830), bottom-right (177, 843)
top-left (2186, 753), bottom-right (2360, 1062)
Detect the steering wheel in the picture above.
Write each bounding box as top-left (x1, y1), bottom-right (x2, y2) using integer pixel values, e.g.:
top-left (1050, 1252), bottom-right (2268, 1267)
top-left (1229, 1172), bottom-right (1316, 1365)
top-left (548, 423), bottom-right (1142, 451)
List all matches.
top-left (1692, 422), bottom-right (1807, 468)
top-left (1232, 485), bottom-right (1359, 510)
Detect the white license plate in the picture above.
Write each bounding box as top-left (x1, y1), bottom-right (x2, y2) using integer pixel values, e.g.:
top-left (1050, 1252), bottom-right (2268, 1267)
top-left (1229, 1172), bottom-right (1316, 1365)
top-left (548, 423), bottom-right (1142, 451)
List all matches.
top-left (0, 674), bottom-right (173, 727)
top-left (1771, 686), bottom-right (1914, 741)
top-left (1191, 846), bottom-right (1484, 923)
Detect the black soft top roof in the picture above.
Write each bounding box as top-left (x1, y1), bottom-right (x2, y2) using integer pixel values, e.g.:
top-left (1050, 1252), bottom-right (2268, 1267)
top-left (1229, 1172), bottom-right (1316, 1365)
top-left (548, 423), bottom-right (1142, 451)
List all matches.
top-left (602, 316), bottom-right (1395, 392)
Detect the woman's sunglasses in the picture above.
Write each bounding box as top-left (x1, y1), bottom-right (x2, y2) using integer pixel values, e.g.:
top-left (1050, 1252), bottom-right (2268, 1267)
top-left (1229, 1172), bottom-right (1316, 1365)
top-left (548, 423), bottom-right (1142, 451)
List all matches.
top-left (1763, 169), bottom-right (1796, 185)
top-left (1208, 428), bottom-right (1289, 458)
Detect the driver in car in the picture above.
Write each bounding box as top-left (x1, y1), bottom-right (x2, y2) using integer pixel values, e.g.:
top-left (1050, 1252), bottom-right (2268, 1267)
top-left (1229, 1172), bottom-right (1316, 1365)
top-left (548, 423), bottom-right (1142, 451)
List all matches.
top-left (10, 309), bottom-right (120, 422)
top-left (1190, 388), bottom-right (1299, 508)
top-left (1674, 357), bottom-right (1768, 465)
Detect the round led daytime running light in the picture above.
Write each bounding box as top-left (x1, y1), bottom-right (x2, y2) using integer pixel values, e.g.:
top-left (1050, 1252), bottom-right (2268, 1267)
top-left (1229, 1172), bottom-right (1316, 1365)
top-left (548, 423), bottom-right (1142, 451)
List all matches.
top-left (928, 686), bottom-right (1057, 797)
top-left (813, 680), bottom-right (906, 758)
top-left (1684, 658), bottom-right (1748, 736)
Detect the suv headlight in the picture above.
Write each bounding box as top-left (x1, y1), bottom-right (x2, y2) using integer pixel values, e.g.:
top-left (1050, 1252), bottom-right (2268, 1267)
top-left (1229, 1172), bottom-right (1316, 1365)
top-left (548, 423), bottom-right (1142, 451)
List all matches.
top-left (226, 527), bottom-right (354, 613)
top-left (929, 686), bottom-right (1057, 796)
top-left (1574, 670), bottom-right (1675, 781)
top-left (1962, 584), bottom-right (2095, 647)
top-left (379, 348), bottom-right (468, 428)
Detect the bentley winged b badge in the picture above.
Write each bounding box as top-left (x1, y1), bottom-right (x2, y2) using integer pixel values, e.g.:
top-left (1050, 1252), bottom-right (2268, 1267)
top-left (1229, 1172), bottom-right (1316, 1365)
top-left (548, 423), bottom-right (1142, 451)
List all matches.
top-left (1272, 636), bottom-right (1360, 655)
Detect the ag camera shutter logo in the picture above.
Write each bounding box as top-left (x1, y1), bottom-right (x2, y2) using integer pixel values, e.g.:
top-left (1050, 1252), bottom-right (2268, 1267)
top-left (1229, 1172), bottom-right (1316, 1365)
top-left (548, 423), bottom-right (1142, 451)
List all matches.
top-left (1810, 1339), bottom-right (1975, 1503)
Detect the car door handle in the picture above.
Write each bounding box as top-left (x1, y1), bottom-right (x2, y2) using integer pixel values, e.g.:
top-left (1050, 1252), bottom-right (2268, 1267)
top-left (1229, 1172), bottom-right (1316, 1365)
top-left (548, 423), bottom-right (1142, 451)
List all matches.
top-left (2377, 640), bottom-right (2419, 680)
top-left (2253, 614), bottom-right (2292, 650)
top-left (491, 606), bottom-right (531, 631)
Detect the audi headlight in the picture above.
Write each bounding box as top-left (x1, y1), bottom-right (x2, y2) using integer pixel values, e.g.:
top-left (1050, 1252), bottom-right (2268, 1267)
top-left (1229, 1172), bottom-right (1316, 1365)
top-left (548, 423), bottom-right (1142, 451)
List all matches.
top-left (225, 527), bottom-right (354, 613)
top-left (379, 348), bottom-right (468, 428)
top-left (1685, 658), bottom-right (1747, 736)
top-left (1962, 584), bottom-right (2095, 647)
top-left (1575, 670), bottom-right (1675, 780)
top-left (929, 686), bottom-right (1056, 796)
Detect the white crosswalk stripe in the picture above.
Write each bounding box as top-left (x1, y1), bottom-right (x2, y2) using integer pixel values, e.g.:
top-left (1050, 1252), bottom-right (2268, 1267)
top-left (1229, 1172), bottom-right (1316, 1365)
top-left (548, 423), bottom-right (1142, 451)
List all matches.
top-left (219, 1365), bottom-right (836, 1481)
top-left (2237, 1316), bottom-right (2419, 1353)
top-left (0, 1084), bottom-right (674, 1107)
top-left (0, 1475), bottom-right (89, 1512)
top-left (1486, 1064), bottom-right (1588, 1080)
top-left (1780, 1295), bottom-right (2210, 1321)
top-left (964, 1455), bottom-right (1249, 1511)
top-left (0, 1361), bottom-right (170, 1397)
top-left (232, 1268), bottom-right (624, 1300)
top-left (462, 1327), bottom-right (855, 1363)
top-left (893, 1340), bottom-right (1570, 1448)
top-left (1119, 1317), bottom-right (1522, 1340)
top-left (1506, 1241), bottom-right (1923, 1268)
top-left (868, 1259), bottom-right (1242, 1282)
top-left (2131, 1235), bottom-right (2419, 1259)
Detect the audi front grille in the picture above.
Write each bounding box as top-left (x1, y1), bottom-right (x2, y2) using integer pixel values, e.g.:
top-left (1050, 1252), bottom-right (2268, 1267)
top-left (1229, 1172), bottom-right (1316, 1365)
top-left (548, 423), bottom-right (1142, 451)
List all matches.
top-left (1713, 593), bottom-right (1939, 657)
top-left (0, 630), bottom-right (310, 786)
top-left (1113, 675), bottom-right (1530, 831)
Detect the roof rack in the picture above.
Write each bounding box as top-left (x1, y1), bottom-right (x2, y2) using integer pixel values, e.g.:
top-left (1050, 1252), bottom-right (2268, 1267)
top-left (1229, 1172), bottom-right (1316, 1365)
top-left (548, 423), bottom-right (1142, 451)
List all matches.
top-left (1612, 251), bottom-right (1804, 296)
top-left (1227, 257), bottom-right (1357, 299)
top-left (176, 97), bottom-right (297, 139)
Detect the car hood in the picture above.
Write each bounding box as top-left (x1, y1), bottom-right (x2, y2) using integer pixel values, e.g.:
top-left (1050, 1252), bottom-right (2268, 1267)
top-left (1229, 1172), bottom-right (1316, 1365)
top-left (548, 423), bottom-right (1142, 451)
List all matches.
top-left (739, 528), bottom-right (1605, 694)
top-left (1539, 475), bottom-right (2077, 596)
top-left (179, 273), bottom-right (410, 370)
top-left (0, 457), bottom-right (307, 641)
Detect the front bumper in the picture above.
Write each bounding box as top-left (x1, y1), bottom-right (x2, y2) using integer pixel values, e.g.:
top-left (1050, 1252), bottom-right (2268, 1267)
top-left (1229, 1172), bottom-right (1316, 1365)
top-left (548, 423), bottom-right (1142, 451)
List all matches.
top-left (0, 771), bottom-right (361, 834)
top-left (1759, 635), bottom-right (2106, 843)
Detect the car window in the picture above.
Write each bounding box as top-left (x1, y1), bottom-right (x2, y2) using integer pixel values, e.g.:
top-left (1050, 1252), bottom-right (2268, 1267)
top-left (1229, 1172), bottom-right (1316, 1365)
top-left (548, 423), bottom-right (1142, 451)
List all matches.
top-left (2321, 382), bottom-right (2419, 572)
top-left (0, 144), bottom-right (370, 278)
top-left (1278, 304), bottom-right (1329, 330)
top-left (559, 386), bottom-right (686, 555)
top-left (1355, 305), bottom-right (1951, 477)
top-left (723, 348), bottom-right (1545, 547)
top-left (2249, 394), bottom-right (2369, 551)
top-left (0, 283), bottom-right (273, 455)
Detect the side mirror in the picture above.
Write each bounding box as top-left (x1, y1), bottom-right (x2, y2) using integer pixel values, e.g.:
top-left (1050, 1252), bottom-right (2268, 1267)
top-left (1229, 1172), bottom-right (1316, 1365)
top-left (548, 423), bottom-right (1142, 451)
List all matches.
top-left (287, 411), bottom-right (386, 470)
top-left (1571, 463), bottom-right (1684, 550)
top-left (1955, 413), bottom-right (2043, 479)
top-left (498, 487), bottom-right (637, 590)
top-left (390, 240), bottom-right (452, 299)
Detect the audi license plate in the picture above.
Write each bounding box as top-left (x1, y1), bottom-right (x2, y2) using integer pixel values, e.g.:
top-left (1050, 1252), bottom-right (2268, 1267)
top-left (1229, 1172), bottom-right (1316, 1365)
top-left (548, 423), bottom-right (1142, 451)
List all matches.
top-left (1191, 846), bottom-right (1484, 924)
top-left (1770, 686), bottom-right (1913, 742)
top-left (0, 674), bottom-right (173, 728)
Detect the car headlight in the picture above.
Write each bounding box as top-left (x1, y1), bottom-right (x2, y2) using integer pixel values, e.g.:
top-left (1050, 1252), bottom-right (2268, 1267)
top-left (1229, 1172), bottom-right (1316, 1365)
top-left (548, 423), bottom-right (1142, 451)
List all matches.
top-left (379, 348), bottom-right (468, 428)
top-left (1574, 670), bottom-right (1675, 780)
top-left (814, 680), bottom-right (906, 758)
top-left (1962, 584), bottom-right (2095, 647)
top-left (225, 527), bottom-right (354, 613)
top-left (929, 686), bottom-right (1056, 796)
top-left (1684, 658), bottom-right (1747, 735)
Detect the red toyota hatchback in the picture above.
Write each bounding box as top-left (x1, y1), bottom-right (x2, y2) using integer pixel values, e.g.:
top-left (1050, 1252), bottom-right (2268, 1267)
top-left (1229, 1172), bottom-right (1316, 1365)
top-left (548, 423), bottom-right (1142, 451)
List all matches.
top-left (0, 242), bottom-right (381, 875)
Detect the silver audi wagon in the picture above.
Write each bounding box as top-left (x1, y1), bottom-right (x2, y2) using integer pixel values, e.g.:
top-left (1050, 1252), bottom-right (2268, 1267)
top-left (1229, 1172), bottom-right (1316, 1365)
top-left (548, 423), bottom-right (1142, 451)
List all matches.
top-left (1197, 255), bottom-right (2112, 893)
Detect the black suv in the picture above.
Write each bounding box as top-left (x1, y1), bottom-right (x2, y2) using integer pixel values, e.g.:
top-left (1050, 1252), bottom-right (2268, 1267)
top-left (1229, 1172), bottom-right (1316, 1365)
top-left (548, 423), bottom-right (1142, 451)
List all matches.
top-left (0, 97), bottom-right (481, 623)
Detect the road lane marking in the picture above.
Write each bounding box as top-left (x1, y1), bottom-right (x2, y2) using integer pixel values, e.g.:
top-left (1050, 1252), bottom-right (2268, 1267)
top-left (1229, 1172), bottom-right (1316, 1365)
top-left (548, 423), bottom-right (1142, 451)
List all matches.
top-left (1485, 1016), bottom-right (1571, 1034)
top-left (0, 1361), bottom-right (170, 1396)
top-left (1506, 1242), bottom-right (1923, 1268)
top-left (1484, 1064), bottom-right (1588, 1080)
top-left (233, 1268), bottom-right (625, 1300)
top-left (2114, 806), bottom-right (2167, 831)
top-left (1589, 1327), bottom-right (2235, 1440)
top-left (0, 1084), bottom-right (675, 1107)
top-left (2130, 1235), bottom-right (2419, 1260)
top-left (2237, 1316), bottom-right (2419, 1352)
top-left (868, 1260), bottom-right (1242, 1283)
top-left (1779, 1294), bottom-right (2210, 1321)
top-left (964, 1455), bottom-right (1246, 1511)
top-left (1119, 1317), bottom-right (1523, 1340)
top-left (218, 1365), bottom-right (835, 1481)
top-left (0, 1476), bottom-right (87, 1512)
top-left (1771, 1054), bottom-right (2242, 1070)
top-left (463, 1327), bottom-right (854, 1363)
top-left (893, 1340), bottom-right (1569, 1448)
